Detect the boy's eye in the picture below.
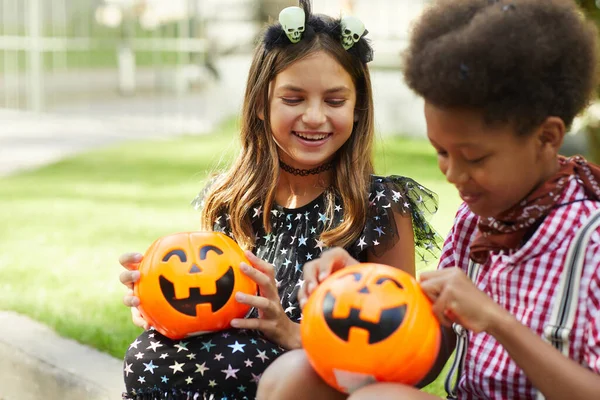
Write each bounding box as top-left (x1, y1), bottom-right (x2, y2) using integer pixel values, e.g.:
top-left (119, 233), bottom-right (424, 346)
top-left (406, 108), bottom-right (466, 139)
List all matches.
top-left (465, 155), bottom-right (488, 164)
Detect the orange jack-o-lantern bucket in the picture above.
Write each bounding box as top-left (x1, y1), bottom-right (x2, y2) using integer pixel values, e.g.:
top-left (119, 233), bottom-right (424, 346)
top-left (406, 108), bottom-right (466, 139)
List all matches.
top-left (134, 231), bottom-right (257, 339)
top-left (301, 263), bottom-right (441, 393)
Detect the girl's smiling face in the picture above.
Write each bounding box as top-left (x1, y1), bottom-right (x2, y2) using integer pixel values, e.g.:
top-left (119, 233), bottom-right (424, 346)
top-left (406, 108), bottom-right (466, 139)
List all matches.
top-left (269, 50), bottom-right (357, 170)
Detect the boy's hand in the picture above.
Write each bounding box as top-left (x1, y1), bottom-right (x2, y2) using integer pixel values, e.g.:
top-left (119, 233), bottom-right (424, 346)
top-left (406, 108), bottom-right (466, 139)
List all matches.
top-left (419, 267), bottom-right (508, 333)
top-left (298, 247), bottom-right (359, 309)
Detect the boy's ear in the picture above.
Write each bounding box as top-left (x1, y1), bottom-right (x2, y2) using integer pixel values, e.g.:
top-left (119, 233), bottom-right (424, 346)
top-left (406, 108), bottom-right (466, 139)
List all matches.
top-left (537, 116), bottom-right (566, 152)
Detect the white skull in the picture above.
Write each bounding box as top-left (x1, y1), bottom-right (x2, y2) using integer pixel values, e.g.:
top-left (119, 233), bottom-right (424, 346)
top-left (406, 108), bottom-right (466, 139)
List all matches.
top-left (279, 7), bottom-right (306, 44)
top-left (341, 16), bottom-right (365, 50)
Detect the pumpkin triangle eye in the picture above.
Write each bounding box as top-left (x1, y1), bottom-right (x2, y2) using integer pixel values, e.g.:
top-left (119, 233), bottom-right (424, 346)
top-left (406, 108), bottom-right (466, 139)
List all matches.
top-left (189, 264), bottom-right (202, 274)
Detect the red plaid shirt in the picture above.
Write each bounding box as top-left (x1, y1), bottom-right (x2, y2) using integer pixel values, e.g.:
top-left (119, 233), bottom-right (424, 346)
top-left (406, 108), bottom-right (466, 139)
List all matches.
top-left (439, 176), bottom-right (600, 399)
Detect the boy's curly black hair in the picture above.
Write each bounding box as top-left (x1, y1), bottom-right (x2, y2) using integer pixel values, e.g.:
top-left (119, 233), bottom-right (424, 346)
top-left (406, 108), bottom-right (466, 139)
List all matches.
top-left (402, 0), bottom-right (599, 135)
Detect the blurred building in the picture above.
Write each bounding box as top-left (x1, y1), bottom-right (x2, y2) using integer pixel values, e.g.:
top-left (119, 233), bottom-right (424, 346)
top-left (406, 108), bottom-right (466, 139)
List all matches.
top-left (0, 0), bottom-right (431, 136)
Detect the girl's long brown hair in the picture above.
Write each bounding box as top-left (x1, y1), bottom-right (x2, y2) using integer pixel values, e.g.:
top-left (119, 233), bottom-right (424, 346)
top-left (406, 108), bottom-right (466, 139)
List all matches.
top-left (200, 16), bottom-right (375, 251)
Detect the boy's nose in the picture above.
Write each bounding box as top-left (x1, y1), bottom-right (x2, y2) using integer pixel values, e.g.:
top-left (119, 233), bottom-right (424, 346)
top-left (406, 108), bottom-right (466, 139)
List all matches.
top-left (445, 159), bottom-right (468, 185)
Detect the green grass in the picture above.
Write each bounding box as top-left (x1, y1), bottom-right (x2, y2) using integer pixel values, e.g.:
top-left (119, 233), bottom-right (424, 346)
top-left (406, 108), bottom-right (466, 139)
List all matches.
top-left (0, 48), bottom-right (194, 73)
top-left (0, 122), bottom-right (460, 397)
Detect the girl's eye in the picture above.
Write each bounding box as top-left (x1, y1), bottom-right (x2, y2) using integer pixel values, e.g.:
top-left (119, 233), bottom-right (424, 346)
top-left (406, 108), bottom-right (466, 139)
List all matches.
top-left (326, 99), bottom-right (346, 106)
top-left (436, 150), bottom-right (448, 157)
top-left (281, 97), bottom-right (302, 105)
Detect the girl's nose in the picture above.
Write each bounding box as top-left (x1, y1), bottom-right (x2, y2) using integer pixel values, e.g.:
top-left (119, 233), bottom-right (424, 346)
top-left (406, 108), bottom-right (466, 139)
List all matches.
top-left (302, 103), bottom-right (327, 127)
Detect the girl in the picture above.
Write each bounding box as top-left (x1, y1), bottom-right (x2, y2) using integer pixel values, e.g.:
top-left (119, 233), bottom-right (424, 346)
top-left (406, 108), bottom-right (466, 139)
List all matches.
top-left (118, 1), bottom-right (441, 399)
top-left (257, 1), bottom-right (600, 399)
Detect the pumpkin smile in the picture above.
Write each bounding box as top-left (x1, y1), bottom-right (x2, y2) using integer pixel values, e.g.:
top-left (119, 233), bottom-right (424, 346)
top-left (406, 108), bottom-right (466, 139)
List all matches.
top-left (158, 266), bottom-right (235, 316)
top-left (323, 291), bottom-right (407, 344)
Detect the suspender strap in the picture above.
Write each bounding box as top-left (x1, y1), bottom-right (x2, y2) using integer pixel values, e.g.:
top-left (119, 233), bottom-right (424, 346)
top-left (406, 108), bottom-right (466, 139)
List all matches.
top-left (444, 260), bottom-right (480, 399)
top-left (535, 207), bottom-right (600, 400)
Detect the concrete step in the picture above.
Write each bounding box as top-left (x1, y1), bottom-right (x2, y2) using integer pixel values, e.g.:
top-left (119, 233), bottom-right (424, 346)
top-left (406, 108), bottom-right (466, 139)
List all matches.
top-left (0, 311), bottom-right (124, 400)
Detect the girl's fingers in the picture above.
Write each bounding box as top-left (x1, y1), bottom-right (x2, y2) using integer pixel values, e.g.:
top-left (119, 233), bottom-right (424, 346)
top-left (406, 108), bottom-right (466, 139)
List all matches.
top-left (244, 251), bottom-right (275, 278)
top-left (119, 252), bottom-right (143, 269)
top-left (299, 248), bottom-right (358, 308)
top-left (119, 270), bottom-right (140, 289)
top-left (235, 292), bottom-right (272, 312)
top-left (300, 258), bottom-right (333, 299)
top-left (131, 307), bottom-right (149, 330)
top-left (123, 289), bottom-right (140, 307)
top-left (240, 262), bottom-right (278, 300)
top-left (314, 247), bottom-right (359, 282)
top-left (230, 317), bottom-right (265, 331)
top-left (301, 260), bottom-right (319, 293)
top-left (298, 281), bottom-right (310, 308)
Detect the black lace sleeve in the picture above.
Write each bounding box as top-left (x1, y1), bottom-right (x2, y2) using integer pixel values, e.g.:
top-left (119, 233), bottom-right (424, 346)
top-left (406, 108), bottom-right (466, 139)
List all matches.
top-left (347, 175), bottom-right (443, 265)
top-left (190, 174), bottom-right (220, 211)
top-left (190, 174), bottom-right (231, 234)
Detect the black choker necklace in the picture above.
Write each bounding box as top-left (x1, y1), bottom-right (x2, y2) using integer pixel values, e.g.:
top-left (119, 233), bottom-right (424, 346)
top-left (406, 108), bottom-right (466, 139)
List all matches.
top-left (279, 160), bottom-right (333, 176)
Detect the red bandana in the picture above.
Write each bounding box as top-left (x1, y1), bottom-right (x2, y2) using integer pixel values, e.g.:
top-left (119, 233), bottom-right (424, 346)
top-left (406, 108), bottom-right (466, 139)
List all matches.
top-left (469, 156), bottom-right (600, 264)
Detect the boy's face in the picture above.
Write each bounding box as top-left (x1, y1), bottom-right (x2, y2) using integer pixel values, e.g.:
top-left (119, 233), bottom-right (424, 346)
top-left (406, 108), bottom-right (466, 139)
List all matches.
top-left (424, 102), bottom-right (554, 218)
top-left (268, 50), bottom-right (357, 170)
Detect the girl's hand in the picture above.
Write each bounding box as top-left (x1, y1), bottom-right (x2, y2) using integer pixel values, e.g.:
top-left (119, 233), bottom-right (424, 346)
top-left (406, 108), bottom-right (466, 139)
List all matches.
top-left (118, 252), bottom-right (150, 330)
top-left (419, 267), bottom-right (508, 333)
top-left (230, 251), bottom-right (299, 349)
top-left (298, 247), bottom-right (359, 309)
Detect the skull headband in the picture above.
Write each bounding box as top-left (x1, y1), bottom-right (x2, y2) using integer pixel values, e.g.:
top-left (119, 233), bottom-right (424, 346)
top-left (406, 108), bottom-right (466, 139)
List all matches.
top-left (262, 1), bottom-right (373, 64)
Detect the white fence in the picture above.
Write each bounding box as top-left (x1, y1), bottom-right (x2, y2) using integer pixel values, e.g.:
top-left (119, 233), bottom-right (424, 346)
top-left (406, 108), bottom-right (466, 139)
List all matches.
top-left (0, 0), bottom-right (254, 112)
top-left (0, 0), bottom-right (425, 114)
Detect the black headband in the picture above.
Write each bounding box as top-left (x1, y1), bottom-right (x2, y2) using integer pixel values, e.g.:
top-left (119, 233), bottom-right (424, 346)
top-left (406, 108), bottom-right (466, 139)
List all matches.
top-left (262, 4), bottom-right (373, 64)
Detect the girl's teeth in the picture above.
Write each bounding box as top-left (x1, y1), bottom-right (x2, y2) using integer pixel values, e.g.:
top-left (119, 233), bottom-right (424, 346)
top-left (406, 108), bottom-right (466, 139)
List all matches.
top-left (296, 132), bottom-right (328, 140)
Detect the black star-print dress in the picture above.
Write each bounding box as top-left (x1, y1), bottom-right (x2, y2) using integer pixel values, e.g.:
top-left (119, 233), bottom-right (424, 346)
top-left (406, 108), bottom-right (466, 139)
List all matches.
top-left (122, 175), bottom-right (442, 400)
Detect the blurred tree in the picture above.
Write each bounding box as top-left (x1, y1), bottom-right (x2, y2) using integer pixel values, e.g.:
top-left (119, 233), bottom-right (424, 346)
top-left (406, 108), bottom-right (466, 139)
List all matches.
top-left (577, 0), bottom-right (600, 21)
top-left (574, 1), bottom-right (600, 162)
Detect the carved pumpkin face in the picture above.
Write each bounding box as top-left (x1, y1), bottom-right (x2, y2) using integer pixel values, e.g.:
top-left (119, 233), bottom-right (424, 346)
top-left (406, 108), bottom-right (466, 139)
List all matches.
top-left (134, 232), bottom-right (257, 340)
top-left (300, 263), bottom-right (440, 393)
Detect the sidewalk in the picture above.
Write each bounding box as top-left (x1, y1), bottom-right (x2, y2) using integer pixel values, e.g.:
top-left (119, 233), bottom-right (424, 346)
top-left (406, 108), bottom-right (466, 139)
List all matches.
top-left (0, 54), bottom-right (251, 177)
top-left (0, 311), bottom-right (124, 400)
